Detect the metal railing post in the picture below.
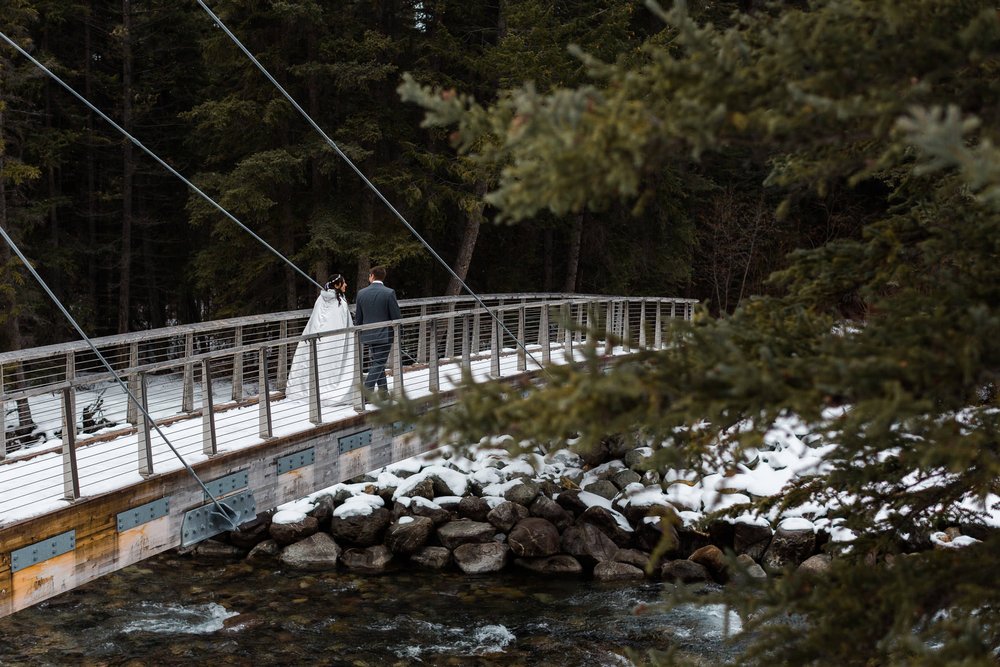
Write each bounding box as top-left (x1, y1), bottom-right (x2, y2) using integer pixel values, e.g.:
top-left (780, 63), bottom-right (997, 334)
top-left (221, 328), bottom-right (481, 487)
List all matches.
top-left (670, 300), bottom-right (677, 321)
top-left (308, 338), bottom-right (322, 425)
top-left (622, 300), bottom-right (631, 353)
top-left (517, 305), bottom-right (527, 372)
top-left (562, 303), bottom-right (572, 358)
top-left (540, 304), bottom-right (551, 365)
top-left (277, 320), bottom-right (289, 392)
top-left (61, 387), bottom-right (80, 500)
top-left (182, 332), bottom-right (194, 412)
top-left (127, 341), bottom-right (139, 425)
top-left (444, 305), bottom-right (456, 359)
top-left (201, 359), bottom-right (217, 456)
top-left (137, 372), bottom-right (154, 477)
top-left (605, 300), bottom-right (614, 355)
top-left (231, 326), bottom-right (244, 401)
top-left (490, 309), bottom-right (501, 378)
top-left (258, 346), bottom-right (273, 439)
top-left (472, 309), bottom-right (482, 354)
top-left (392, 323), bottom-right (405, 398)
top-left (417, 305), bottom-right (428, 363)
top-left (575, 301), bottom-right (584, 343)
top-left (353, 330), bottom-right (366, 412)
top-left (462, 313), bottom-right (472, 374)
top-left (428, 319), bottom-right (440, 393)
top-left (655, 301), bottom-right (663, 349)
top-left (638, 300), bottom-right (647, 350)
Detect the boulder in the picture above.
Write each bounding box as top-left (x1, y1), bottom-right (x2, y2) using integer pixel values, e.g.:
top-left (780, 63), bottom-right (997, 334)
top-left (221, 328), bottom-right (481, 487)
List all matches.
top-left (269, 515), bottom-right (319, 546)
top-left (307, 494), bottom-right (336, 527)
top-left (487, 501), bottom-right (529, 533)
top-left (457, 496), bottom-right (491, 522)
top-left (555, 490), bottom-right (589, 517)
top-left (410, 502), bottom-right (452, 526)
top-left (733, 521), bottom-right (773, 562)
top-left (513, 555), bottom-right (583, 576)
top-left (797, 553), bottom-right (832, 576)
top-left (385, 516), bottom-right (434, 555)
top-left (614, 548), bottom-right (651, 572)
top-left (560, 523), bottom-right (618, 565)
top-left (707, 520), bottom-right (735, 552)
top-left (611, 469), bottom-right (642, 490)
top-left (193, 539), bottom-right (245, 559)
top-left (583, 480), bottom-right (619, 501)
top-left (661, 559), bottom-right (712, 584)
top-left (508, 518), bottom-right (561, 558)
top-left (579, 507), bottom-right (633, 548)
top-left (228, 517), bottom-right (271, 550)
top-left (329, 507), bottom-right (392, 547)
top-left (246, 539), bottom-right (281, 564)
top-left (593, 561), bottom-right (644, 581)
top-left (505, 481), bottom-right (541, 507)
top-left (689, 544), bottom-right (729, 583)
top-left (763, 526), bottom-right (816, 570)
top-left (453, 542), bottom-right (509, 574)
top-left (340, 545), bottom-right (393, 574)
top-left (408, 477), bottom-right (436, 500)
top-left (436, 520), bottom-right (495, 549)
top-left (410, 546), bottom-right (451, 569)
top-left (278, 533), bottom-right (341, 571)
top-left (529, 496), bottom-right (573, 531)
top-left (735, 553), bottom-right (767, 580)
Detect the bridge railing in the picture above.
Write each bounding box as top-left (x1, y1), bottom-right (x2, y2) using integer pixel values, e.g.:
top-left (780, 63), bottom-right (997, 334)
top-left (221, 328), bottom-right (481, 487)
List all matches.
top-left (0, 294), bottom-right (694, 524)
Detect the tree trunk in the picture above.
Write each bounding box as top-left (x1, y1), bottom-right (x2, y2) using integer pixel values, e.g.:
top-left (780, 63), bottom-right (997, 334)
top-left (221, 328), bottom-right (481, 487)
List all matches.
top-left (118, 0), bottom-right (135, 334)
top-left (445, 180), bottom-right (487, 296)
top-left (562, 213), bottom-right (583, 293)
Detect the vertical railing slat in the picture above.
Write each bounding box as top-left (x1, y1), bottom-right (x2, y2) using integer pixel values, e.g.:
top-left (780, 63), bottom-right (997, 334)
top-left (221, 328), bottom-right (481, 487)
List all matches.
top-left (353, 330), bottom-right (366, 413)
top-left (392, 323), bottom-right (405, 398)
top-left (638, 300), bottom-right (647, 350)
top-left (428, 319), bottom-right (439, 393)
top-left (127, 341), bottom-right (139, 425)
top-left (655, 301), bottom-right (663, 349)
top-left (277, 320), bottom-right (289, 393)
top-left (61, 388), bottom-right (80, 500)
top-left (517, 305), bottom-right (527, 372)
top-left (417, 305), bottom-right (428, 363)
top-left (231, 326), bottom-right (244, 401)
top-left (137, 372), bottom-right (153, 477)
top-left (182, 332), bottom-right (194, 413)
top-left (0, 363), bottom-right (6, 460)
top-left (258, 347), bottom-right (273, 439)
top-left (490, 310), bottom-right (501, 378)
top-left (201, 359), bottom-right (217, 456)
top-left (308, 338), bottom-right (322, 425)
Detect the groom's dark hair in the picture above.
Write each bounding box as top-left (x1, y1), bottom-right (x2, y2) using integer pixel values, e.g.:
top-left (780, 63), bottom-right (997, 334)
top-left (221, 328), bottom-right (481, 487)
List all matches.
top-left (370, 266), bottom-right (387, 281)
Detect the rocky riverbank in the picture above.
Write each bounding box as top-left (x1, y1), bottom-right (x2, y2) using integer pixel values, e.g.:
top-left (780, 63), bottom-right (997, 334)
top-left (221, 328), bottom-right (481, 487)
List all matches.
top-left (196, 418), bottom-right (935, 584)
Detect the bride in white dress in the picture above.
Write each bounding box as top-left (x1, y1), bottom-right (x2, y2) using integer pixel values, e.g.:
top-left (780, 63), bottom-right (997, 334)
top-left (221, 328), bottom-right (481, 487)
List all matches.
top-left (285, 274), bottom-right (357, 405)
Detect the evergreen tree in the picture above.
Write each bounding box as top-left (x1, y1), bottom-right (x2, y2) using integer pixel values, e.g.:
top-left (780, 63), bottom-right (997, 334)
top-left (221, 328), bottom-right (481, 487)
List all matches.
top-left (396, 1), bottom-right (1000, 663)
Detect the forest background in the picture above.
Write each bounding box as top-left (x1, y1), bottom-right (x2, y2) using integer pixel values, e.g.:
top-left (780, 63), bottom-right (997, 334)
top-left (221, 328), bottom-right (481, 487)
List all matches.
top-left (6, 0), bottom-right (822, 351)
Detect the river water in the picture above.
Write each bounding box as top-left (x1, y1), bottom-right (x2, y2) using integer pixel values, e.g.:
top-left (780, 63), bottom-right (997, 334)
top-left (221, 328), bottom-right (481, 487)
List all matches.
top-left (0, 551), bottom-right (744, 666)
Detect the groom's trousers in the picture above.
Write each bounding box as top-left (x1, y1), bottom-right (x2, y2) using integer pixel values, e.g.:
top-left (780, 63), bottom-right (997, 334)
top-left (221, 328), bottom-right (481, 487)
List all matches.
top-left (364, 337), bottom-right (392, 393)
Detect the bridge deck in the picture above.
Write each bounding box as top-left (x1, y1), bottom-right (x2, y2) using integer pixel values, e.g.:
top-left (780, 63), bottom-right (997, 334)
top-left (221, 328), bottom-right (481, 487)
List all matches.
top-left (0, 293), bottom-right (694, 618)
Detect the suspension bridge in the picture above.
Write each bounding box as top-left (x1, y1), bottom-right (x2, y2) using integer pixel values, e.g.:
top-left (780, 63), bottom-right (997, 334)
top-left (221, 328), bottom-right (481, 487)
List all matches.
top-left (0, 293), bottom-right (694, 618)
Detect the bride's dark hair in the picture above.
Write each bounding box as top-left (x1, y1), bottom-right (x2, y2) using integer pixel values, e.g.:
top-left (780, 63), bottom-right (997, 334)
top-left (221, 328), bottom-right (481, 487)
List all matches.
top-left (325, 274), bottom-right (346, 305)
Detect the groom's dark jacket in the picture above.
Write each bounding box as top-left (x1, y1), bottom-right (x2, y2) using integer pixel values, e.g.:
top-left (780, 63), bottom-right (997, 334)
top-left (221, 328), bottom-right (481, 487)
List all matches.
top-left (354, 281), bottom-right (402, 344)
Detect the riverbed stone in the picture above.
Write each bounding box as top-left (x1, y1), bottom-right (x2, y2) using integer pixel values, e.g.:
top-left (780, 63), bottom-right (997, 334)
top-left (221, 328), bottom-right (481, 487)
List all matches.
top-left (409, 478), bottom-right (436, 500)
top-left (279, 532), bottom-right (341, 571)
top-left (594, 561), bottom-right (644, 581)
top-left (624, 448), bottom-right (652, 470)
top-left (487, 501), bottom-right (529, 532)
top-left (508, 518), bottom-right (561, 557)
top-left (269, 515), bottom-right (319, 546)
top-left (193, 539), bottom-right (245, 559)
top-left (437, 520), bottom-right (495, 549)
top-left (733, 521), bottom-right (773, 562)
top-left (457, 496), bottom-right (491, 522)
top-left (330, 507), bottom-right (392, 547)
top-left (410, 546), bottom-right (451, 569)
top-left (385, 516), bottom-right (434, 555)
top-left (661, 559), bottom-right (712, 584)
top-left (583, 480), bottom-right (619, 501)
top-left (689, 545), bottom-right (729, 583)
top-left (307, 494), bottom-right (336, 527)
top-left (453, 542), bottom-right (509, 573)
top-left (708, 520), bottom-right (735, 552)
top-left (636, 516), bottom-right (679, 554)
top-left (560, 523), bottom-right (618, 565)
top-left (340, 545), bottom-right (393, 574)
top-left (763, 526), bottom-right (816, 570)
top-left (513, 555), bottom-right (583, 576)
top-left (529, 495), bottom-right (573, 531)
top-left (579, 507), bottom-right (633, 547)
top-left (505, 481), bottom-right (541, 507)
top-left (411, 502), bottom-right (451, 526)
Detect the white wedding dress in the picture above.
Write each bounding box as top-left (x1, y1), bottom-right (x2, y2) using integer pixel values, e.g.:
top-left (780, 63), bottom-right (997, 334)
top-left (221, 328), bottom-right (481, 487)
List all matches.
top-left (285, 290), bottom-right (357, 405)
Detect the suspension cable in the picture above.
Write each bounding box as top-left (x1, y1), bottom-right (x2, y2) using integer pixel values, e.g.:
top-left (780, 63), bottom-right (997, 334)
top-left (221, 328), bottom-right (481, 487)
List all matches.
top-left (196, 0), bottom-right (551, 376)
top-left (0, 224), bottom-right (239, 528)
top-left (0, 31), bottom-right (323, 293)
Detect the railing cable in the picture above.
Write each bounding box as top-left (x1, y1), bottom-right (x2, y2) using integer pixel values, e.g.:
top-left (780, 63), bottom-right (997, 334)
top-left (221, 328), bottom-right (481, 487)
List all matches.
top-left (0, 223), bottom-right (241, 529)
top-left (195, 0), bottom-right (551, 377)
top-left (0, 30), bottom-right (324, 293)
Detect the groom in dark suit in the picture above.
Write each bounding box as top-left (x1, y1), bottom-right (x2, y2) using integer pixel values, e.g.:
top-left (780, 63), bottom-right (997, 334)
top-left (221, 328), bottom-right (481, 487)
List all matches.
top-left (354, 265), bottom-right (402, 396)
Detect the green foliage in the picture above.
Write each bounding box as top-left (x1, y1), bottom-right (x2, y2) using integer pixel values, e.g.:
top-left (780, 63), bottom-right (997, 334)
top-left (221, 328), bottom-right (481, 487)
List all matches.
top-left (392, 0), bottom-right (1000, 663)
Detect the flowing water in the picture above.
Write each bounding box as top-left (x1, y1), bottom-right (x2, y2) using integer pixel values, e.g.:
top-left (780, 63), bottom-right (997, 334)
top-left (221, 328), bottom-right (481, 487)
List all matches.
top-left (0, 552), bottom-right (744, 666)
